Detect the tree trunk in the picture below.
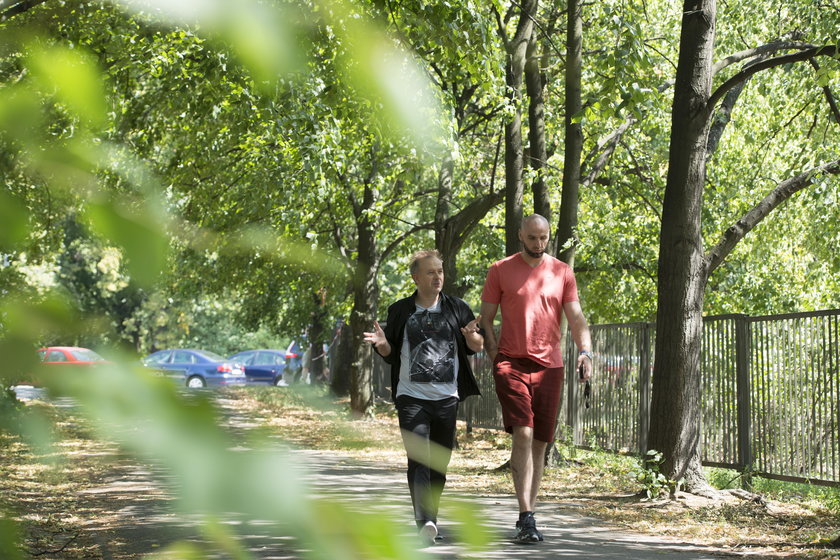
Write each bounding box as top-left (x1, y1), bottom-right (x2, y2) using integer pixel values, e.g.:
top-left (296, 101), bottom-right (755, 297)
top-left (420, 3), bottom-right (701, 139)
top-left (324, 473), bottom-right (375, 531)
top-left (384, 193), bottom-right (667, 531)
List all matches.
top-left (308, 289), bottom-right (327, 384)
top-left (503, 0), bottom-right (537, 255)
top-left (525, 29), bottom-right (550, 221)
top-left (554, 0), bottom-right (582, 262)
top-left (647, 0), bottom-right (717, 494)
top-left (330, 319), bottom-right (353, 397)
top-left (435, 153), bottom-right (460, 296)
top-left (348, 178), bottom-right (379, 416)
top-left (437, 188), bottom-right (505, 298)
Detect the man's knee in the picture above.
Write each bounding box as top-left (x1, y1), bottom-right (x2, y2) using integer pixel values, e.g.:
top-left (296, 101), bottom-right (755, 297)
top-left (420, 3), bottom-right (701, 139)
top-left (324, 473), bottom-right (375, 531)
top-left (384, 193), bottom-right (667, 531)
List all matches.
top-left (512, 425), bottom-right (534, 440)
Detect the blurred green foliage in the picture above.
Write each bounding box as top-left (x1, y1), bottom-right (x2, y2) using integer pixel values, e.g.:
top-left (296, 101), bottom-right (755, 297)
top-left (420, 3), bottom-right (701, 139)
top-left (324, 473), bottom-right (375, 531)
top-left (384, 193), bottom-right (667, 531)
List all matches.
top-left (1, 0), bottom-right (838, 555)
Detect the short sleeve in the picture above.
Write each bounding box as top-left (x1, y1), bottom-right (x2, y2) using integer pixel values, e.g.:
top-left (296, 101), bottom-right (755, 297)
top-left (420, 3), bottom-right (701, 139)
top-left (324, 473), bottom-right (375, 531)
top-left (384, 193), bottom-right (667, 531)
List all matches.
top-left (480, 264), bottom-right (502, 304)
top-left (562, 266), bottom-right (580, 303)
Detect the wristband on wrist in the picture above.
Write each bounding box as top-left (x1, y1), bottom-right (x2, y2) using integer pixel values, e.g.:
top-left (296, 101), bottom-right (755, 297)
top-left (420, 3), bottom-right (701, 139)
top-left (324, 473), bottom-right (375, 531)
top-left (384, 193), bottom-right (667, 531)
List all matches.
top-left (579, 350), bottom-right (592, 360)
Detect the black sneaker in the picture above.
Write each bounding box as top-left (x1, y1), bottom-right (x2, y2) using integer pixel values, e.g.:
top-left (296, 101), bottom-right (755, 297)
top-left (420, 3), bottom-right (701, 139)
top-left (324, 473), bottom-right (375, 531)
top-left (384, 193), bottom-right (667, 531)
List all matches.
top-left (513, 513), bottom-right (542, 544)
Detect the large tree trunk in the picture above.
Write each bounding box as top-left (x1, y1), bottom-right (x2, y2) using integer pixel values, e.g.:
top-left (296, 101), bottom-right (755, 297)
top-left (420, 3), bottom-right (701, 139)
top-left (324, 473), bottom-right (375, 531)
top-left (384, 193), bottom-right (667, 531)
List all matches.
top-left (349, 190), bottom-right (378, 416)
top-left (647, 0), bottom-right (717, 494)
top-left (503, 0), bottom-right (537, 255)
top-left (554, 0), bottom-right (582, 263)
top-left (525, 28), bottom-right (550, 221)
top-left (435, 153), bottom-right (460, 296)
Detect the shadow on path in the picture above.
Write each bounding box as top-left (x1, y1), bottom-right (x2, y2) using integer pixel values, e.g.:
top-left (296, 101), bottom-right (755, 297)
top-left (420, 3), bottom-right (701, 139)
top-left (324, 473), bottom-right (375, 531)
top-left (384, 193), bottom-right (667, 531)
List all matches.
top-left (27, 396), bottom-right (748, 559)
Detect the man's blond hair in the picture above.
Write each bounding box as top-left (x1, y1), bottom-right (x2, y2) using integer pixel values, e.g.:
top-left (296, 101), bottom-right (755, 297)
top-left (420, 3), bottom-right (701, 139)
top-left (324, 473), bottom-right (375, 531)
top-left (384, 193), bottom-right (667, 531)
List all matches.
top-left (409, 249), bottom-right (443, 275)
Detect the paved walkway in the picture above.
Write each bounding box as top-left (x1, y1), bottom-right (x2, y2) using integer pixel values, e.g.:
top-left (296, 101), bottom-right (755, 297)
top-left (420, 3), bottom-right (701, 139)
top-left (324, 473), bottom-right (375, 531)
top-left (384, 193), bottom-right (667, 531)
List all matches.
top-left (67, 448), bottom-right (741, 559)
top-left (13, 391), bottom-right (746, 559)
top-left (295, 450), bottom-right (735, 560)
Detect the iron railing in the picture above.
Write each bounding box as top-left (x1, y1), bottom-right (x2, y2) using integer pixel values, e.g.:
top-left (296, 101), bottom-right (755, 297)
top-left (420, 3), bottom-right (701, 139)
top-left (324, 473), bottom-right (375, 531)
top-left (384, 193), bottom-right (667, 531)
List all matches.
top-left (372, 309), bottom-right (840, 486)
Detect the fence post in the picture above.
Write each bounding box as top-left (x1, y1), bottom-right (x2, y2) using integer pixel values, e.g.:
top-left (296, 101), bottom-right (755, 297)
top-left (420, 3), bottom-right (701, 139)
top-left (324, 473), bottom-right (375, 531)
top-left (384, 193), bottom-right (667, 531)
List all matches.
top-left (734, 314), bottom-right (753, 486)
top-left (638, 323), bottom-right (652, 456)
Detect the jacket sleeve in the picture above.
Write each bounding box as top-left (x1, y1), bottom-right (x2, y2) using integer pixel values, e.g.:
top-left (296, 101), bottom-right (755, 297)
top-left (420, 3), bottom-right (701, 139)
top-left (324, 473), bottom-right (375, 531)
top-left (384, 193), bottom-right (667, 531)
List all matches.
top-left (457, 298), bottom-right (479, 356)
top-left (378, 302), bottom-right (400, 365)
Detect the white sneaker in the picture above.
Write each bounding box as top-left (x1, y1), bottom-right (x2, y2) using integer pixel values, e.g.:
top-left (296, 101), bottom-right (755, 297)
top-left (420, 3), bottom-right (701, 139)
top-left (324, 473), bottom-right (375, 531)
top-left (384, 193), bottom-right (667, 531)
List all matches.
top-left (419, 520), bottom-right (437, 546)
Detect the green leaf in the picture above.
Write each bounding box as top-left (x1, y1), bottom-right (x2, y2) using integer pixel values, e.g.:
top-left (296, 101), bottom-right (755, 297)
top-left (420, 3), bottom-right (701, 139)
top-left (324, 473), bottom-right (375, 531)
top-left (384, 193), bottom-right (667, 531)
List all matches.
top-left (27, 44), bottom-right (108, 129)
top-left (0, 191), bottom-right (29, 251)
top-left (0, 85), bottom-right (43, 144)
top-left (85, 199), bottom-right (169, 287)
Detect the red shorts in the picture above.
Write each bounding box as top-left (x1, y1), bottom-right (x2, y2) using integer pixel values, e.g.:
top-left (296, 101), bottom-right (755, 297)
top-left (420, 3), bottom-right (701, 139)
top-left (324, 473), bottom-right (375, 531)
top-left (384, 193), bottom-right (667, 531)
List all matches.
top-left (493, 353), bottom-right (565, 443)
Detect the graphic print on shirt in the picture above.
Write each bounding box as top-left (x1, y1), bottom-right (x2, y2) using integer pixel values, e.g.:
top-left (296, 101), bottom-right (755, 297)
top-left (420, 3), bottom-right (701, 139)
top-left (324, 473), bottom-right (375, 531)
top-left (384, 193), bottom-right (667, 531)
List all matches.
top-left (406, 309), bottom-right (455, 383)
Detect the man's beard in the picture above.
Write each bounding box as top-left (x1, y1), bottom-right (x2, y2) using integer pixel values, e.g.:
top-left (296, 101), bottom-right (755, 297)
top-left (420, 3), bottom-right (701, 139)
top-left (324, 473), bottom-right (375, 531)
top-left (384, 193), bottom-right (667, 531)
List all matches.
top-left (523, 247), bottom-right (544, 258)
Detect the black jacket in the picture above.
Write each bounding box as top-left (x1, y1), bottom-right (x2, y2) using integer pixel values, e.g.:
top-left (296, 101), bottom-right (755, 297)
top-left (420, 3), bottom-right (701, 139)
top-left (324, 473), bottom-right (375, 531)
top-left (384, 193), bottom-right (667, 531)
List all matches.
top-left (375, 291), bottom-right (481, 402)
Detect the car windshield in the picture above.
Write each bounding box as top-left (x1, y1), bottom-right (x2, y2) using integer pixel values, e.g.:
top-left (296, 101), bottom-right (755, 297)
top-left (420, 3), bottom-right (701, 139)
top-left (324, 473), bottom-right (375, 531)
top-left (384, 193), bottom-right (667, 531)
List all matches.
top-left (70, 349), bottom-right (106, 361)
top-left (194, 350), bottom-right (226, 362)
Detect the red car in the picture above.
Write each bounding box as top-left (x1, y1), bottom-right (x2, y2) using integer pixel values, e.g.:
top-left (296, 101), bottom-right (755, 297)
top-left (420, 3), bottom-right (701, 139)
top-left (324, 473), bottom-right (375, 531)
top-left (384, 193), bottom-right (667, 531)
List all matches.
top-left (37, 346), bottom-right (108, 366)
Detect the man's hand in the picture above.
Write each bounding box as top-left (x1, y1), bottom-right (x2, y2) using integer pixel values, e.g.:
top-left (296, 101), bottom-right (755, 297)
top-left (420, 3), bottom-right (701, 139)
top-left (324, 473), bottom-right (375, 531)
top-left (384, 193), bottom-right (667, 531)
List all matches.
top-left (460, 314), bottom-right (482, 336)
top-left (576, 352), bottom-right (592, 381)
top-left (363, 321), bottom-right (391, 356)
top-left (460, 314), bottom-right (484, 353)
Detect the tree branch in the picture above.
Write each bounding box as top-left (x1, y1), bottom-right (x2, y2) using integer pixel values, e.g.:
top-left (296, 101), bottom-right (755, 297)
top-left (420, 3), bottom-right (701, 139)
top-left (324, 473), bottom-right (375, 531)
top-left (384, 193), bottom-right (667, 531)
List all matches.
top-left (706, 158), bottom-right (840, 274)
top-left (0, 0), bottom-right (48, 22)
top-left (712, 40), bottom-right (817, 75)
top-left (445, 189), bottom-right (504, 248)
top-left (380, 223), bottom-right (434, 262)
top-left (708, 45), bottom-right (839, 113)
top-left (581, 116), bottom-right (635, 188)
top-left (808, 58), bottom-right (840, 126)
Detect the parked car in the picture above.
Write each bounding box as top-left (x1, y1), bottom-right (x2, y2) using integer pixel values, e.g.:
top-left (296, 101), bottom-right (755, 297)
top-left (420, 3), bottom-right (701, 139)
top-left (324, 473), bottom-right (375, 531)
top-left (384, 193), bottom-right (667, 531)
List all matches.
top-left (142, 349), bottom-right (246, 388)
top-left (25, 346), bottom-right (109, 387)
top-left (228, 350), bottom-right (287, 386)
top-left (38, 346), bottom-right (109, 366)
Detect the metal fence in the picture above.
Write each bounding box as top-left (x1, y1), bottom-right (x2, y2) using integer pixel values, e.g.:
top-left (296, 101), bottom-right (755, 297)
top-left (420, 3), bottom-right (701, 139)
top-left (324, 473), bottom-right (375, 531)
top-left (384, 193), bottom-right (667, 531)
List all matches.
top-left (373, 309), bottom-right (840, 487)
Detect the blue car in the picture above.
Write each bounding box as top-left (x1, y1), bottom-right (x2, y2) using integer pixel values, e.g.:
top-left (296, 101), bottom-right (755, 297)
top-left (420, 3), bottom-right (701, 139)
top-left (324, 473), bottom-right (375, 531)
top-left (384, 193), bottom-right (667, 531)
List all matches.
top-left (228, 350), bottom-right (287, 386)
top-left (142, 349), bottom-right (246, 388)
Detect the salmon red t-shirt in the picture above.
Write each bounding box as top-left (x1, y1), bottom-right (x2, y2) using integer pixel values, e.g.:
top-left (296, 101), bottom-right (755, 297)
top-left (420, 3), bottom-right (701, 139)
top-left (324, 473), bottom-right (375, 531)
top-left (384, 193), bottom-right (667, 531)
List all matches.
top-left (481, 253), bottom-right (579, 368)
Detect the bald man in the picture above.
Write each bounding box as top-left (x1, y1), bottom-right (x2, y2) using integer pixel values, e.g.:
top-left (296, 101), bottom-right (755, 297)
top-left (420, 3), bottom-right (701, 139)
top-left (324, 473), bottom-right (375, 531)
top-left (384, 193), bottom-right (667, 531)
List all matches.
top-left (479, 214), bottom-right (592, 544)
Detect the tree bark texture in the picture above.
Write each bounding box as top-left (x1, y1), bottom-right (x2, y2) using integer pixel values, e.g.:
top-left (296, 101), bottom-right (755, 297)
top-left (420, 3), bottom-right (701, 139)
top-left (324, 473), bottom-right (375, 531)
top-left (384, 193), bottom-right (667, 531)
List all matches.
top-left (435, 153), bottom-right (459, 295)
top-left (555, 0), bottom-right (582, 263)
top-left (503, 0), bottom-right (537, 256)
top-left (648, 0), bottom-right (716, 493)
top-left (308, 289), bottom-right (327, 384)
top-left (526, 29), bottom-right (550, 221)
top-left (349, 217), bottom-right (378, 416)
top-left (330, 319), bottom-right (354, 397)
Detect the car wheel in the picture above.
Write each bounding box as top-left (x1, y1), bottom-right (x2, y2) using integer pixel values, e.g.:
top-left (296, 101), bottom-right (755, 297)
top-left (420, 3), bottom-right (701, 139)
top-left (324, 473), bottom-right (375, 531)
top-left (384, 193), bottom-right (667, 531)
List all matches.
top-left (187, 376), bottom-right (207, 388)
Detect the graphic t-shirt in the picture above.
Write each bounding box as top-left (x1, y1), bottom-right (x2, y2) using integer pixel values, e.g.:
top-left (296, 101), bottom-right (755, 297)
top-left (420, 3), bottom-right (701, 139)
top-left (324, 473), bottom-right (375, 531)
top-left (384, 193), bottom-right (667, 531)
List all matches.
top-left (396, 299), bottom-right (459, 400)
top-left (481, 253), bottom-right (579, 368)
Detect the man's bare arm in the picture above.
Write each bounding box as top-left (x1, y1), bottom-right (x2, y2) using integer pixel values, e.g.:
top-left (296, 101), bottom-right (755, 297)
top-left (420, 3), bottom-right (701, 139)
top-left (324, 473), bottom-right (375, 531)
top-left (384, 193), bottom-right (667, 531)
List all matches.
top-left (479, 302), bottom-right (500, 360)
top-left (564, 300), bottom-right (592, 380)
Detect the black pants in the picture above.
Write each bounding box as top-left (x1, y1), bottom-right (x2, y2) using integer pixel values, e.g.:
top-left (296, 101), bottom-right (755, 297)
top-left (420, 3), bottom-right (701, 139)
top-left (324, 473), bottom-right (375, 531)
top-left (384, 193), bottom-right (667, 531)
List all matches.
top-left (396, 395), bottom-right (459, 527)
